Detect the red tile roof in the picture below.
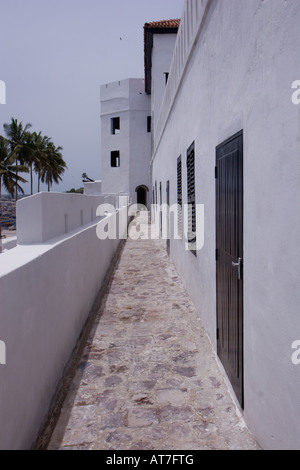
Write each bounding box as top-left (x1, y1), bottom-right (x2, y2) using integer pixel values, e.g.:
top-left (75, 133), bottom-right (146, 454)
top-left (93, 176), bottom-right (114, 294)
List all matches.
top-left (144, 19), bottom-right (181, 29)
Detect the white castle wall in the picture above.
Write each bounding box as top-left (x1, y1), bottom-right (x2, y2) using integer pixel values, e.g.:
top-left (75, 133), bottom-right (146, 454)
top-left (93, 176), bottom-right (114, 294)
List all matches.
top-left (100, 79), bottom-right (151, 207)
top-left (151, 34), bottom-right (178, 135)
top-left (0, 193), bottom-right (129, 449)
top-left (152, 0), bottom-right (300, 450)
top-left (16, 192), bottom-right (113, 244)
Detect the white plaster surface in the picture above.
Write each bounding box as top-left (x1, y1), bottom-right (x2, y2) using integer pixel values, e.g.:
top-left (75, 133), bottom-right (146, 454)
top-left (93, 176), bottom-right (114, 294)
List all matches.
top-left (152, 0), bottom-right (300, 450)
top-left (100, 79), bottom-right (151, 207)
top-left (0, 206), bottom-right (129, 450)
top-left (151, 34), bottom-right (178, 135)
top-left (16, 192), bottom-right (108, 244)
top-left (1, 236), bottom-right (17, 252)
top-left (83, 181), bottom-right (102, 196)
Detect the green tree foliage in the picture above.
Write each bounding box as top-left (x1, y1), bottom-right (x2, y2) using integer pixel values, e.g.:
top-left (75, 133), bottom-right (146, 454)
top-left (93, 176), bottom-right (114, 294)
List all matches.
top-left (1, 117), bottom-right (67, 196)
top-left (0, 136), bottom-right (27, 239)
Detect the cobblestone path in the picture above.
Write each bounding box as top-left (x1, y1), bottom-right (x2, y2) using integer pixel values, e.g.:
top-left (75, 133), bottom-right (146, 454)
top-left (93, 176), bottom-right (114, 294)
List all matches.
top-left (48, 215), bottom-right (260, 450)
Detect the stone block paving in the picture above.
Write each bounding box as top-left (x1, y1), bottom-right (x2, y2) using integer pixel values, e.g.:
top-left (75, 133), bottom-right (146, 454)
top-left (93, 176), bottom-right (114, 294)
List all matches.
top-left (48, 214), bottom-right (260, 450)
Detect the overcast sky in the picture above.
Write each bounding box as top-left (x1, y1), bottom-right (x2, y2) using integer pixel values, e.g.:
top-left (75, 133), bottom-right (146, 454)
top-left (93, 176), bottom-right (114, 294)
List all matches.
top-left (0, 0), bottom-right (184, 193)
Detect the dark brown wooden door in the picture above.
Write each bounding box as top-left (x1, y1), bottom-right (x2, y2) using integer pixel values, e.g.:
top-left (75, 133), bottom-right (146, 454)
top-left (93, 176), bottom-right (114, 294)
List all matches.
top-left (216, 130), bottom-right (244, 407)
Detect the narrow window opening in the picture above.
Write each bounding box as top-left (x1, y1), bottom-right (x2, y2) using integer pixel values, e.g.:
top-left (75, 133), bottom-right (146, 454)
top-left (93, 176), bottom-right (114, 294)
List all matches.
top-left (164, 72), bottom-right (169, 85)
top-left (111, 117), bottom-right (120, 135)
top-left (111, 151), bottom-right (120, 168)
top-left (147, 116), bottom-right (152, 133)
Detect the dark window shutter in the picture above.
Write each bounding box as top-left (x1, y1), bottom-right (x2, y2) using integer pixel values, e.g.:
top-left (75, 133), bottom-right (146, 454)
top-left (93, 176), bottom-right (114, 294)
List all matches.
top-left (177, 156), bottom-right (182, 235)
top-left (186, 142), bottom-right (196, 248)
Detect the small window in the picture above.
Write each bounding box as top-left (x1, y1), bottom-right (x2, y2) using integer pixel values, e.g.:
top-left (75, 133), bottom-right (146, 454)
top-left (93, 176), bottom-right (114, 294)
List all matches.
top-left (164, 73), bottom-right (169, 85)
top-left (111, 117), bottom-right (120, 135)
top-left (111, 151), bottom-right (120, 167)
top-left (147, 116), bottom-right (151, 133)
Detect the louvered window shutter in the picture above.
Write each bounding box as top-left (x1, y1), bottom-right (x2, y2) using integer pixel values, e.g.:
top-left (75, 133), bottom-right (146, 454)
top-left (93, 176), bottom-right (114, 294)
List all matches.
top-left (186, 142), bottom-right (196, 248)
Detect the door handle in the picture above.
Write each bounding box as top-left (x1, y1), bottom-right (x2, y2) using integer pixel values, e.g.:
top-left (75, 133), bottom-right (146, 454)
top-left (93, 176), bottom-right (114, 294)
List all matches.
top-left (232, 258), bottom-right (242, 281)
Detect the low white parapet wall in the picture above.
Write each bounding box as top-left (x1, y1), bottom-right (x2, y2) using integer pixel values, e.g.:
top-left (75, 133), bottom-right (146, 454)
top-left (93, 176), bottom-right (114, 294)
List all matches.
top-left (0, 236), bottom-right (17, 252)
top-left (83, 180), bottom-right (103, 196)
top-left (0, 196), bottom-right (129, 450)
top-left (16, 192), bottom-right (120, 244)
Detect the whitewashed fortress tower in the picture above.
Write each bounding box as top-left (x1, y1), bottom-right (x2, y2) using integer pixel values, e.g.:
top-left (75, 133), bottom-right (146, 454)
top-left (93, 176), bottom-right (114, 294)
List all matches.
top-left (100, 20), bottom-right (180, 208)
top-left (100, 78), bottom-right (151, 207)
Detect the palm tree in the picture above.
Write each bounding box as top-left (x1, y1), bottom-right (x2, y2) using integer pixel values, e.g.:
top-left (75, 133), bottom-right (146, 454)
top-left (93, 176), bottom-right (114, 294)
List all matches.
top-left (40, 141), bottom-right (67, 192)
top-left (22, 131), bottom-right (37, 195)
top-left (2, 118), bottom-right (67, 196)
top-left (0, 136), bottom-right (27, 240)
top-left (3, 118), bottom-right (31, 200)
top-left (31, 131), bottom-right (50, 193)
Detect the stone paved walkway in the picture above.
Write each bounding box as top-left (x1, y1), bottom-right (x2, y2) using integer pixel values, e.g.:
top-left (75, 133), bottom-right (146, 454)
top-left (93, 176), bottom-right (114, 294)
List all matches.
top-left (48, 214), bottom-right (260, 450)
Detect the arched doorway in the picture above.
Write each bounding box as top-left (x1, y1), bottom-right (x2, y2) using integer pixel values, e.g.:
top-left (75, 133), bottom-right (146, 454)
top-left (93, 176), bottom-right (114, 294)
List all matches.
top-left (136, 185), bottom-right (149, 208)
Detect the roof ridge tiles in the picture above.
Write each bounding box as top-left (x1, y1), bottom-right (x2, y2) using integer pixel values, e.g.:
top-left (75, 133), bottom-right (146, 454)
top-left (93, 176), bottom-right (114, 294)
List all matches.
top-left (144, 19), bottom-right (181, 29)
